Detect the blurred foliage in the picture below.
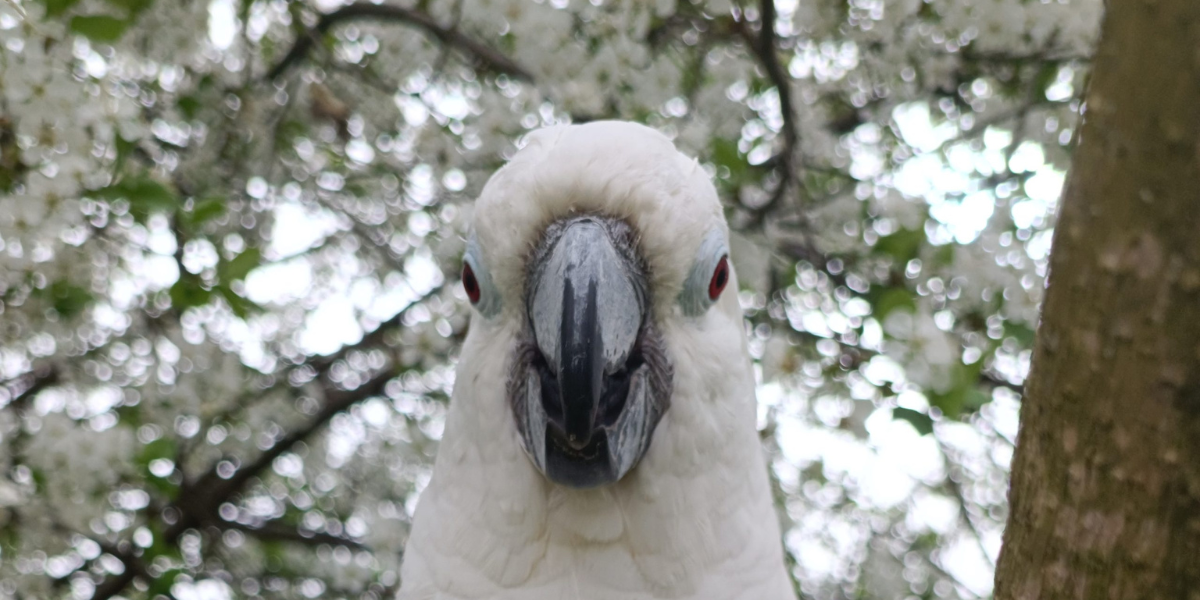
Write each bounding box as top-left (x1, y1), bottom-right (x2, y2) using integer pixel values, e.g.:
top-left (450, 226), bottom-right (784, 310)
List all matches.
top-left (0, 0), bottom-right (1101, 598)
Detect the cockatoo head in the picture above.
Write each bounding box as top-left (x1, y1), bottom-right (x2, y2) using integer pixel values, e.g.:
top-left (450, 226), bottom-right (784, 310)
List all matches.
top-left (460, 121), bottom-right (741, 489)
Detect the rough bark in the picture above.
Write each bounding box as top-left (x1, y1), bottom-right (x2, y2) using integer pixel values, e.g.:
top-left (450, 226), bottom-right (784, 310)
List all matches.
top-left (993, 1), bottom-right (1200, 598)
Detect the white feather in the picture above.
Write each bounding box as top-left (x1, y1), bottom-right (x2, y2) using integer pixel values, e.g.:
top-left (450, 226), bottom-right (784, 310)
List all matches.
top-left (399, 121), bottom-right (796, 600)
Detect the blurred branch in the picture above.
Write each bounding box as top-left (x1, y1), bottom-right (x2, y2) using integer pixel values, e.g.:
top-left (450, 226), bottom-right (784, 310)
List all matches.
top-left (937, 438), bottom-right (999, 569)
top-left (647, 6), bottom-right (803, 226)
top-left (225, 519), bottom-right (368, 550)
top-left (47, 522), bottom-right (150, 597)
top-left (89, 567), bottom-right (138, 600)
top-left (774, 237), bottom-right (851, 291)
top-left (925, 97), bottom-right (1070, 157)
top-left (755, 0), bottom-right (799, 171)
top-left (428, 0), bottom-right (467, 84)
top-left (183, 369), bottom-right (396, 520)
top-left (266, 2), bottom-right (533, 82)
top-left (202, 279), bottom-right (442, 435)
top-left (960, 46), bottom-right (1090, 64)
top-left (310, 284), bottom-right (445, 377)
top-left (980, 371), bottom-right (1024, 395)
top-left (87, 543), bottom-right (148, 600)
top-left (1002, 47), bottom-right (1060, 166)
top-left (742, 0), bottom-right (801, 225)
top-left (1, 365), bottom-right (58, 410)
top-left (90, 369), bottom-right (395, 599)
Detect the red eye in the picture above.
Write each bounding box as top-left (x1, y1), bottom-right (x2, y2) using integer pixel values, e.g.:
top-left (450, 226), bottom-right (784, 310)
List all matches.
top-left (462, 262), bottom-right (481, 304)
top-left (708, 255), bottom-right (729, 300)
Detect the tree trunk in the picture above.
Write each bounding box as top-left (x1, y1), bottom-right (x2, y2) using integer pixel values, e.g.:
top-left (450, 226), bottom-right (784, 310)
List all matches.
top-left (993, 1), bottom-right (1200, 598)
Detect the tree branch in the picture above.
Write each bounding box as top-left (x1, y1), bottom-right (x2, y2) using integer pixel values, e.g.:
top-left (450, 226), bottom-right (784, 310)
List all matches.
top-left (90, 570), bottom-right (138, 600)
top-left (980, 370), bottom-right (1024, 395)
top-left (183, 368), bottom-right (397, 518)
top-left (87, 543), bottom-right (148, 600)
top-left (309, 284), bottom-right (444, 377)
top-left (744, 0), bottom-right (800, 221)
top-left (201, 283), bottom-right (442, 439)
top-left (937, 438), bottom-right (999, 568)
top-left (266, 2), bottom-right (533, 82)
top-left (755, 0), bottom-right (798, 156)
top-left (1, 366), bottom-right (58, 410)
top-left (89, 369), bottom-right (393, 599)
top-left (225, 519), bottom-right (368, 551)
top-left (960, 46), bottom-right (1090, 64)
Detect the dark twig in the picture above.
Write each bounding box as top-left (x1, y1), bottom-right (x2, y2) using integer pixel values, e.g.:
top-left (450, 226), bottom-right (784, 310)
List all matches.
top-left (309, 284), bottom-right (444, 377)
top-left (774, 238), bottom-right (851, 291)
top-left (88, 543), bottom-right (148, 600)
top-left (183, 369), bottom-right (397, 518)
top-left (266, 2), bottom-right (533, 82)
top-left (89, 569), bottom-right (138, 600)
top-left (89, 369), bottom-right (394, 600)
top-left (200, 282), bottom-right (441, 439)
top-left (980, 371), bottom-right (1024, 395)
top-left (744, 0), bottom-right (800, 221)
top-left (755, 0), bottom-right (799, 157)
top-left (960, 46), bottom-right (1090, 65)
top-left (2, 366), bottom-right (59, 409)
top-left (937, 438), bottom-right (999, 568)
top-left (225, 520), bottom-right (368, 550)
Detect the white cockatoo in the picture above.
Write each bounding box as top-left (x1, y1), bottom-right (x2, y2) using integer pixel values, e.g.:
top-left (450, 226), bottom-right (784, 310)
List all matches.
top-left (398, 121), bottom-right (796, 600)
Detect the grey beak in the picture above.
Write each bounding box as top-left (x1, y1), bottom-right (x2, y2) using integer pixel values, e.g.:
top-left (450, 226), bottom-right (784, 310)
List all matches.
top-left (513, 216), bottom-right (672, 488)
top-left (528, 219), bottom-right (644, 449)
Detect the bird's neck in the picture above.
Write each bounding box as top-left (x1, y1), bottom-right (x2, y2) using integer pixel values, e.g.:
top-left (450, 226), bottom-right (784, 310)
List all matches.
top-left (400, 328), bottom-right (792, 599)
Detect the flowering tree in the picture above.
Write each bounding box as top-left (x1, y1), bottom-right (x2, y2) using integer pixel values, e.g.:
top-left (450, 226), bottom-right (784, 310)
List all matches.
top-left (0, 0), bottom-right (1100, 599)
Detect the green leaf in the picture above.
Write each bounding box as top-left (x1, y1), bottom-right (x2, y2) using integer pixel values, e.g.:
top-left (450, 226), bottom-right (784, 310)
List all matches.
top-left (931, 243), bottom-right (955, 268)
top-left (136, 436), bottom-right (179, 496)
top-left (45, 280), bottom-right (93, 318)
top-left (69, 15), bottom-right (128, 43)
top-left (709, 137), bottom-right (750, 184)
top-left (95, 175), bottom-right (178, 222)
top-left (104, 0), bottom-right (152, 16)
top-left (146, 568), bottom-right (182, 598)
top-left (874, 228), bottom-right (923, 264)
top-left (183, 196), bottom-right (226, 228)
top-left (115, 402), bottom-right (142, 427)
top-left (177, 95), bottom-right (202, 120)
top-left (169, 274), bottom-right (211, 310)
top-left (142, 522), bottom-right (182, 563)
top-left (219, 247), bottom-right (261, 282)
top-left (217, 285), bottom-right (260, 319)
top-left (927, 360), bottom-right (985, 418)
top-left (44, 0), bottom-right (82, 17)
top-left (893, 407), bottom-right (934, 436)
top-left (1005, 322), bottom-right (1037, 347)
top-left (872, 287), bottom-right (916, 321)
top-left (137, 436), bottom-right (176, 468)
top-left (1034, 62), bottom-right (1060, 99)
top-left (111, 136), bottom-right (137, 175)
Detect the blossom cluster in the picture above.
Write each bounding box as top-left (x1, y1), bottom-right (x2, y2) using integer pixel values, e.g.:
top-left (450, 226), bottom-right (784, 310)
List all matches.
top-left (0, 0), bottom-right (1101, 598)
